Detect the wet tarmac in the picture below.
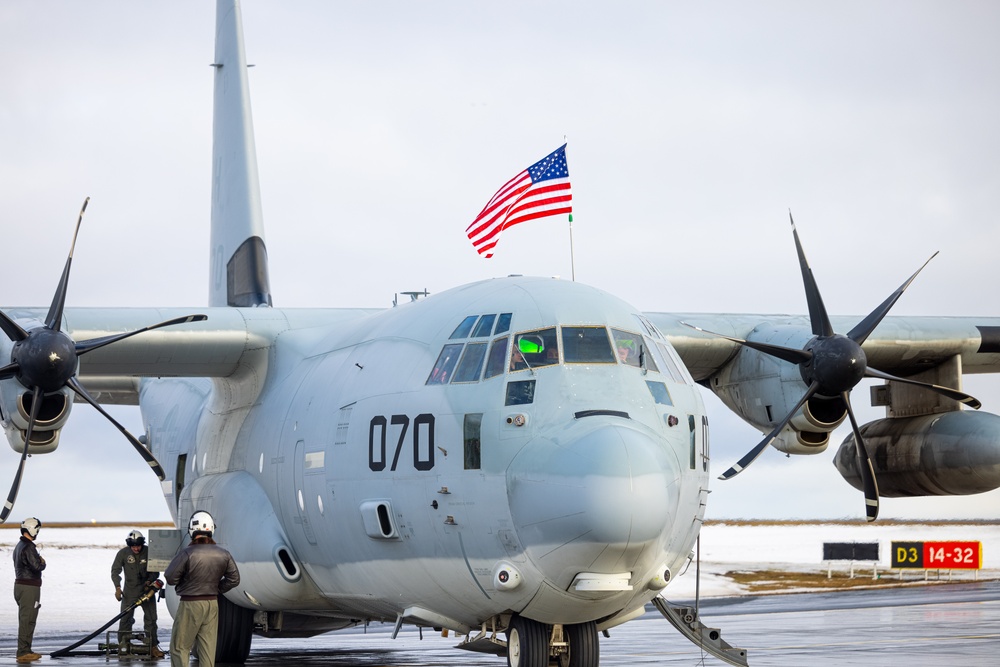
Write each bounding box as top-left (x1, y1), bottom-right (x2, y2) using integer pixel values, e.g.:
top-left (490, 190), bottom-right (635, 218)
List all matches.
top-left (5, 582), bottom-right (998, 666)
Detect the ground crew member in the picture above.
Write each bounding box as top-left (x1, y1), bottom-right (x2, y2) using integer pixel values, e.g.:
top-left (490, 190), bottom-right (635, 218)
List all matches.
top-left (165, 510), bottom-right (240, 667)
top-left (112, 529), bottom-right (164, 658)
top-left (13, 517), bottom-right (45, 663)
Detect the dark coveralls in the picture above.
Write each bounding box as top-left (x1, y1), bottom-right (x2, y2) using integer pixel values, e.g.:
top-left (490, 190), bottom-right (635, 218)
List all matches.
top-left (13, 535), bottom-right (45, 658)
top-left (111, 544), bottom-right (160, 646)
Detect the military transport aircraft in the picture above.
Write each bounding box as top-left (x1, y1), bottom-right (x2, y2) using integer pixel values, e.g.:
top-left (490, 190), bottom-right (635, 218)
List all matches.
top-left (3, 1), bottom-right (1000, 666)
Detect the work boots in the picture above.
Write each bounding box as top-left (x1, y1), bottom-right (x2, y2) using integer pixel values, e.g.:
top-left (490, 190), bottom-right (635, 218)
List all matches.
top-left (16, 653), bottom-right (42, 663)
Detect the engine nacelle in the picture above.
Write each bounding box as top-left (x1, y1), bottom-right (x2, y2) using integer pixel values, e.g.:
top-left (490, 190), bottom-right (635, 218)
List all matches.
top-left (707, 323), bottom-right (846, 455)
top-left (0, 380), bottom-right (72, 455)
top-left (834, 411), bottom-right (1000, 496)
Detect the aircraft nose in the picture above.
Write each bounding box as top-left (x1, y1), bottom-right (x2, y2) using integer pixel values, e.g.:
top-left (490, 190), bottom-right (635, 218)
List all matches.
top-left (506, 419), bottom-right (680, 585)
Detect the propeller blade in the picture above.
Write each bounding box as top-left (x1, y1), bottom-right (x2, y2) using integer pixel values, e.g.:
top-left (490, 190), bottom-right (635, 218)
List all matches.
top-left (45, 197), bottom-right (90, 332)
top-left (67, 377), bottom-right (165, 481)
top-left (720, 381), bottom-right (820, 480)
top-left (681, 322), bottom-right (813, 366)
top-left (790, 212), bottom-right (834, 338)
top-left (0, 362), bottom-right (20, 381)
top-left (865, 366), bottom-right (981, 409)
top-left (846, 252), bottom-right (938, 345)
top-left (0, 387), bottom-right (42, 522)
top-left (75, 314), bottom-right (208, 357)
top-left (842, 391), bottom-right (879, 522)
top-left (0, 310), bottom-right (29, 342)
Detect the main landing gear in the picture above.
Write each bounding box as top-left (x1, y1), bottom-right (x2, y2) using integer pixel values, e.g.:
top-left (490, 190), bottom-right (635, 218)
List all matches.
top-left (505, 616), bottom-right (599, 667)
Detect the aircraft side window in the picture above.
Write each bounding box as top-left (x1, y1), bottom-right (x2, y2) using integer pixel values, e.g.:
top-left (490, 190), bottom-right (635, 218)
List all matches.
top-left (505, 380), bottom-right (536, 406)
top-left (562, 326), bottom-right (615, 363)
top-left (512, 327), bottom-right (558, 370)
top-left (426, 343), bottom-right (463, 384)
top-left (494, 312), bottom-right (512, 335)
top-left (645, 381), bottom-right (673, 406)
top-left (484, 336), bottom-right (510, 379)
top-left (611, 329), bottom-right (641, 367)
top-left (701, 415), bottom-right (710, 472)
top-left (641, 336), bottom-right (659, 373)
top-left (656, 341), bottom-right (692, 384)
top-left (472, 314), bottom-right (496, 338)
top-left (636, 314), bottom-right (664, 341)
top-left (464, 413), bottom-right (482, 470)
top-left (449, 316), bottom-right (478, 339)
top-left (451, 343), bottom-right (488, 383)
top-left (688, 414), bottom-right (697, 469)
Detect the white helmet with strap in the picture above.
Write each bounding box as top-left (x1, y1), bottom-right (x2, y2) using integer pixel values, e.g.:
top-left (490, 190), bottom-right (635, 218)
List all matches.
top-left (188, 510), bottom-right (215, 537)
top-left (21, 517), bottom-right (42, 539)
top-left (126, 529), bottom-right (145, 547)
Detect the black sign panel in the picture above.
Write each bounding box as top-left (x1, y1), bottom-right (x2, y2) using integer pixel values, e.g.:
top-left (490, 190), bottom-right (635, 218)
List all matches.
top-left (823, 542), bottom-right (880, 561)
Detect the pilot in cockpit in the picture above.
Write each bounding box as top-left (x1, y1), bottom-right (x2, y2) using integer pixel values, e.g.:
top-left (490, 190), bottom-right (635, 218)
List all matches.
top-left (617, 338), bottom-right (635, 364)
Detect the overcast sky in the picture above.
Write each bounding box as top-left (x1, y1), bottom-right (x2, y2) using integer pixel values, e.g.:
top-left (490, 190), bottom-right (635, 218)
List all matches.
top-left (1, 1), bottom-right (999, 523)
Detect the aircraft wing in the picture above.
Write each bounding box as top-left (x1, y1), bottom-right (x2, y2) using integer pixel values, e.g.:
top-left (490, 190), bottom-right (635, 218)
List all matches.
top-left (1, 306), bottom-right (381, 405)
top-left (651, 313), bottom-right (1000, 381)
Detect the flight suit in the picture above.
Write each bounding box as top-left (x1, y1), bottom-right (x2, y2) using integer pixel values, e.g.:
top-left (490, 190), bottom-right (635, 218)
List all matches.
top-left (111, 544), bottom-right (160, 648)
top-left (13, 535), bottom-right (45, 660)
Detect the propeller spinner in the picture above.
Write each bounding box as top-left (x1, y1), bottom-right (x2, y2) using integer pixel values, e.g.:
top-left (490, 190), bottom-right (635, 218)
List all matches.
top-left (0, 198), bottom-right (207, 522)
top-left (691, 213), bottom-right (980, 522)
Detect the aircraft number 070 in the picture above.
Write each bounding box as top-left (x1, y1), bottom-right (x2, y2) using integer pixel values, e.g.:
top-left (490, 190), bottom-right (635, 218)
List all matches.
top-left (369, 414), bottom-right (435, 472)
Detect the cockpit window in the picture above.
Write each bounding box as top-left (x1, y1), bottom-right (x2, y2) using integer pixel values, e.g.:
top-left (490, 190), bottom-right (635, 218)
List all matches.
top-left (646, 381), bottom-right (673, 405)
top-left (451, 343), bottom-right (488, 383)
top-left (427, 343), bottom-right (463, 384)
top-left (494, 313), bottom-right (512, 335)
top-left (449, 316), bottom-right (478, 340)
top-left (656, 342), bottom-right (689, 383)
top-left (472, 314), bottom-right (496, 338)
top-left (611, 329), bottom-right (641, 367)
top-left (562, 327), bottom-right (615, 363)
top-left (511, 328), bottom-right (559, 371)
top-left (484, 336), bottom-right (509, 379)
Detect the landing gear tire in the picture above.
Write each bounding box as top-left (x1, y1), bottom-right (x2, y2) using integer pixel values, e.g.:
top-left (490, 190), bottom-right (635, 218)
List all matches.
top-left (564, 621), bottom-right (599, 667)
top-left (215, 594), bottom-right (254, 663)
top-left (506, 615), bottom-right (549, 667)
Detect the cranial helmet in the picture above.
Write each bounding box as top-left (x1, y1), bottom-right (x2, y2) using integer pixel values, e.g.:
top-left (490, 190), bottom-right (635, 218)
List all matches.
top-left (21, 517), bottom-right (42, 539)
top-left (126, 530), bottom-right (146, 547)
top-left (188, 510), bottom-right (215, 538)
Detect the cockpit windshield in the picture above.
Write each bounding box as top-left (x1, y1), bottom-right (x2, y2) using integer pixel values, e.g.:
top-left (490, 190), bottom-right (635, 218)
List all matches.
top-left (510, 328), bottom-right (558, 371)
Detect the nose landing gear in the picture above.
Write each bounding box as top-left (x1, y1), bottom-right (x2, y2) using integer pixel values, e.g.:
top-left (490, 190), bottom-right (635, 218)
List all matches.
top-left (505, 616), bottom-right (599, 667)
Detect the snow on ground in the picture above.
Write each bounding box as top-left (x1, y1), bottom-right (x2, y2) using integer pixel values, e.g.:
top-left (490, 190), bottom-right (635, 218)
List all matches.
top-left (1, 522), bottom-right (997, 639)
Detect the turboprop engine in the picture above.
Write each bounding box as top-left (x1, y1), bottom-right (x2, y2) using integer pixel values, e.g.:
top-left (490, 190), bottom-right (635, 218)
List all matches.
top-left (834, 410), bottom-right (1000, 496)
top-left (707, 323), bottom-right (847, 455)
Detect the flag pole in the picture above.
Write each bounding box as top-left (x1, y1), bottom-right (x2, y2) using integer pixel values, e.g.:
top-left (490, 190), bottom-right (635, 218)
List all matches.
top-left (568, 213), bottom-right (576, 281)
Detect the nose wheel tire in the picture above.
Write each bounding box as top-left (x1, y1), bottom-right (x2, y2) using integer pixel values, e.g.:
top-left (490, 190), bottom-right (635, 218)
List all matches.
top-left (506, 615), bottom-right (549, 667)
top-left (563, 621), bottom-right (599, 667)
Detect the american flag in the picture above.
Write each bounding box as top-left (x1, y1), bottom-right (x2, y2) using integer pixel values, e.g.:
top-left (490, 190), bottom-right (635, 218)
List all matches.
top-left (466, 144), bottom-right (572, 258)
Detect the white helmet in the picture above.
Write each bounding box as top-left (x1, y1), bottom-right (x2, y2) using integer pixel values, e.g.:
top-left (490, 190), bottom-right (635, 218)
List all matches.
top-left (126, 530), bottom-right (145, 547)
top-left (21, 517), bottom-right (42, 539)
top-left (188, 510), bottom-right (215, 537)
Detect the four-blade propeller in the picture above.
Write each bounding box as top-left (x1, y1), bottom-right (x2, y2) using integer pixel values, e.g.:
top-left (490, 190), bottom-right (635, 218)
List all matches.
top-left (698, 213), bottom-right (980, 522)
top-left (0, 198), bottom-right (207, 522)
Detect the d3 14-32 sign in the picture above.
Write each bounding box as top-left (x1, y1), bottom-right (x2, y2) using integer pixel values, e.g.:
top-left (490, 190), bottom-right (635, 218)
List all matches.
top-left (891, 541), bottom-right (982, 569)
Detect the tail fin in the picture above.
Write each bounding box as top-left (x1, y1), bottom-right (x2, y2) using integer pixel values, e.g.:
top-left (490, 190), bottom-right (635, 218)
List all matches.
top-left (209, 0), bottom-right (272, 307)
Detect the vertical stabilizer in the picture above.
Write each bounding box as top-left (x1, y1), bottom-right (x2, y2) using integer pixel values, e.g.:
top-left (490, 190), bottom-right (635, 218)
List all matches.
top-left (209, 0), bottom-right (272, 307)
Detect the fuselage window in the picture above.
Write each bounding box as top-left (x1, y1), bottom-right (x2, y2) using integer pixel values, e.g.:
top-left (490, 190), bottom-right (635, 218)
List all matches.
top-left (451, 343), bottom-right (488, 383)
top-left (427, 343), bottom-right (464, 384)
top-left (484, 336), bottom-right (510, 379)
top-left (511, 328), bottom-right (559, 371)
top-left (472, 314), bottom-right (496, 338)
top-left (688, 414), bottom-right (697, 469)
top-left (494, 313), bottom-right (512, 335)
top-left (701, 415), bottom-right (710, 472)
top-left (449, 316), bottom-right (478, 339)
top-left (505, 380), bottom-right (536, 406)
top-left (562, 326), bottom-right (615, 363)
top-left (611, 329), bottom-right (642, 367)
top-left (464, 413), bottom-right (483, 470)
top-left (645, 381), bottom-right (673, 405)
